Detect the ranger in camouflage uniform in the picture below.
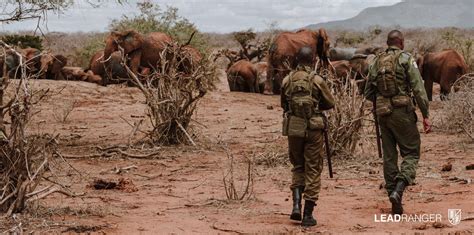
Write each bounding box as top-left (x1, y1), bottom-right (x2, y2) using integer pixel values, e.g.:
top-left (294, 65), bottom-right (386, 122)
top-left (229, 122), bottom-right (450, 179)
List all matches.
top-left (281, 47), bottom-right (335, 226)
top-left (364, 30), bottom-right (431, 214)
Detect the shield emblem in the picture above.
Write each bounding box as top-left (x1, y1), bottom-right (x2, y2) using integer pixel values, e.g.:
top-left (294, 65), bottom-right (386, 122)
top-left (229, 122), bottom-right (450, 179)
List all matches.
top-left (448, 209), bottom-right (462, 225)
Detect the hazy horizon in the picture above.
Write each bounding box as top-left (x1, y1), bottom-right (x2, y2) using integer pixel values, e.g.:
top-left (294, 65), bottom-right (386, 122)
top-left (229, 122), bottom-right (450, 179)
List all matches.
top-left (0, 0), bottom-right (402, 33)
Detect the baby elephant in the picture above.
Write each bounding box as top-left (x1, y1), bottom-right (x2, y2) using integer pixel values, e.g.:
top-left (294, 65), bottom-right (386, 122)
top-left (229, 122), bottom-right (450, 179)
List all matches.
top-left (227, 59), bottom-right (268, 93)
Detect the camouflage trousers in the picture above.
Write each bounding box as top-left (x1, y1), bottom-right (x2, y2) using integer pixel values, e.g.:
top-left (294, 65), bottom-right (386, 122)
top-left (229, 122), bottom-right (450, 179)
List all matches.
top-left (288, 130), bottom-right (324, 202)
top-left (378, 107), bottom-right (420, 195)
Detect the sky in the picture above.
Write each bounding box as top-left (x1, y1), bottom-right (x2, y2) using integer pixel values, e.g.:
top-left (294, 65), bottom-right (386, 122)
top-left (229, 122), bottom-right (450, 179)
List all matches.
top-left (0, 0), bottom-right (402, 33)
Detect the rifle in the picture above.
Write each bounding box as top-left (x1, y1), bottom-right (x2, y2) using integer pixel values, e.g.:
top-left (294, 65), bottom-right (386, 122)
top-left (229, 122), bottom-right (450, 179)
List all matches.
top-left (373, 98), bottom-right (382, 158)
top-left (322, 115), bottom-right (333, 178)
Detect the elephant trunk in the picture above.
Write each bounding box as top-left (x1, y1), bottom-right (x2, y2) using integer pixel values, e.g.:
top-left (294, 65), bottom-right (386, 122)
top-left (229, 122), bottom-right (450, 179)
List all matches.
top-left (103, 41), bottom-right (117, 63)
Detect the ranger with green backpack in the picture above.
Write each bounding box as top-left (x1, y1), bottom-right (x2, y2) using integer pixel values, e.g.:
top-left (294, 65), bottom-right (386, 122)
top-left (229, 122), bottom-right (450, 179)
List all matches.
top-left (364, 30), bottom-right (431, 215)
top-left (281, 47), bottom-right (335, 227)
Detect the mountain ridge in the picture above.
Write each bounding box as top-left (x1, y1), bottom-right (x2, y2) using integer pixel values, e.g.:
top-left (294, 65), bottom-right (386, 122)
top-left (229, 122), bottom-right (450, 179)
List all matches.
top-left (305, 0), bottom-right (474, 30)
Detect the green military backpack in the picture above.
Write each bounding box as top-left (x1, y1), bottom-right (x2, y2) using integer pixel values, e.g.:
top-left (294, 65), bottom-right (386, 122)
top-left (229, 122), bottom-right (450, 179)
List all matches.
top-left (286, 71), bottom-right (319, 119)
top-left (375, 51), bottom-right (403, 98)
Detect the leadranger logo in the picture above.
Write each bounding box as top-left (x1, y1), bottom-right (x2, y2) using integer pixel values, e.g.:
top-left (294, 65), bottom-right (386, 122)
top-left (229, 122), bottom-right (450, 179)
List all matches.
top-left (374, 209), bottom-right (462, 225)
top-left (448, 209), bottom-right (462, 225)
top-left (374, 214), bottom-right (442, 223)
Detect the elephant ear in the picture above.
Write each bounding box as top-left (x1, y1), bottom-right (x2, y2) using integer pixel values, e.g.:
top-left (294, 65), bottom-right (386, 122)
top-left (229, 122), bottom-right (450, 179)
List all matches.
top-left (40, 54), bottom-right (54, 73)
top-left (51, 55), bottom-right (67, 74)
top-left (316, 28), bottom-right (330, 63)
top-left (120, 30), bottom-right (142, 53)
top-left (416, 55), bottom-right (424, 77)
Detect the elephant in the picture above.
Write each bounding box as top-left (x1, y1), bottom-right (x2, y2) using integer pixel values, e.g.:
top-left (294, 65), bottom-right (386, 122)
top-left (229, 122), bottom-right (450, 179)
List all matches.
top-left (0, 48), bottom-right (66, 80)
top-left (89, 50), bottom-right (128, 85)
top-left (227, 59), bottom-right (268, 93)
top-left (39, 54), bottom-right (68, 80)
top-left (0, 49), bottom-right (21, 78)
top-left (177, 45), bottom-right (202, 74)
top-left (329, 46), bottom-right (382, 62)
top-left (62, 67), bottom-right (102, 84)
top-left (331, 60), bottom-right (352, 79)
top-left (103, 30), bottom-right (173, 75)
top-left (329, 47), bottom-right (356, 61)
top-left (330, 54), bottom-right (375, 94)
top-left (417, 49), bottom-right (468, 101)
top-left (254, 61), bottom-right (268, 93)
top-left (267, 28), bottom-right (331, 94)
top-left (23, 47), bottom-right (42, 74)
top-left (355, 46), bottom-right (384, 55)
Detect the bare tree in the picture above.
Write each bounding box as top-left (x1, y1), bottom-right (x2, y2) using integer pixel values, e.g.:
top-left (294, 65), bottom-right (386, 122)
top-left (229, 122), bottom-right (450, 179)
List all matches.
top-left (0, 1), bottom-right (71, 23)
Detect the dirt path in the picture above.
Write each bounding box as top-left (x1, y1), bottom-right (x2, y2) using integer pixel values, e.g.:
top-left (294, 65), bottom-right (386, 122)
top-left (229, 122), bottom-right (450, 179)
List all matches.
top-left (2, 76), bottom-right (473, 234)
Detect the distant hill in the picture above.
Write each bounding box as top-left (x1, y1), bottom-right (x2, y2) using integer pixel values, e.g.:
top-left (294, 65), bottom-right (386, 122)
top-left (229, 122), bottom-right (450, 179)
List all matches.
top-left (306, 0), bottom-right (474, 30)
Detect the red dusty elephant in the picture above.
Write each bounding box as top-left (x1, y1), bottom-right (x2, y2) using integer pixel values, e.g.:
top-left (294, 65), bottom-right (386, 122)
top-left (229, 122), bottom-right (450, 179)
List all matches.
top-left (178, 45), bottom-right (203, 74)
top-left (103, 30), bottom-right (173, 74)
top-left (417, 49), bottom-right (468, 100)
top-left (330, 54), bottom-right (375, 94)
top-left (267, 28), bottom-right (330, 94)
top-left (0, 48), bottom-right (67, 80)
top-left (227, 59), bottom-right (268, 93)
top-left (40, 53), bottom-right (68, 80)
top-left (88, 50), bottom-right (131, 85)
top-left (62, 66), bottom-right (102, 84)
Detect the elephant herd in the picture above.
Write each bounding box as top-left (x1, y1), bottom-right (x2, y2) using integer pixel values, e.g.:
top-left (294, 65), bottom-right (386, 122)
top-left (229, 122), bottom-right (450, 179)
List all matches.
top-left (1, 30), bottom-right (202, 86)
top-left (0, 47), bottom-right (70, 81)
top-left (224, 28), bottom-right (469, 100)
top-left (1, 28), bottom-right (468, 99)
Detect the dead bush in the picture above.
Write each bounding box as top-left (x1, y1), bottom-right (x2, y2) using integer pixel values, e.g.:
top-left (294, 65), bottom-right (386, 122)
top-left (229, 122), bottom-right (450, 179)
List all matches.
top-left (434, 73), bottom-right (474, 140)
top-left (53, 100), bottom-right (76, 123)
top-left (222, 150), bottom-right (254, 201)
top-left (126, 42), bottom-right (218, 145)
top-left (325, 74), bottom-right (368, 157)
top-left (0, 41), bottom-right (72, 215)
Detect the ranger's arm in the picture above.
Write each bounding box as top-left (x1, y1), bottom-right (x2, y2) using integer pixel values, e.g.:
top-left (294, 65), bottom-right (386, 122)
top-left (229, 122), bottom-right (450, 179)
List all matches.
top-left (364, 63), bottom-right (377, 102)
top-left (281, 75), bottom-right (290, 113)
top-left (403, 54), bottom-right (430, 118)
top-left (314, 76), bottom-right (335, 111)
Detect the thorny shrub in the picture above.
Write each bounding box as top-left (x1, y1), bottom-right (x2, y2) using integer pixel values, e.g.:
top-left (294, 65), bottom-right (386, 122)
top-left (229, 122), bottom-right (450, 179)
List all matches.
top-left (434, 73), bottom-right (474, 141)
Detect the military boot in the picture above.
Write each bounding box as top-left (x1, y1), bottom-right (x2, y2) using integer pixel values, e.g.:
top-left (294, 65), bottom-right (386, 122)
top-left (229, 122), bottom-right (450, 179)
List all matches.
top-left (290, 187), bottom-right (303, 221)
top-left (389, 180), bottom-right (406, 215)
top-left (301, 200), bottom-right (317, 227)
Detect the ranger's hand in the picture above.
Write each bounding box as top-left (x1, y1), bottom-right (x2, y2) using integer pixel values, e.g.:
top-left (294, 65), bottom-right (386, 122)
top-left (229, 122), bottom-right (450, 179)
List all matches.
top-left (423, 118), bottom-right (432, 134)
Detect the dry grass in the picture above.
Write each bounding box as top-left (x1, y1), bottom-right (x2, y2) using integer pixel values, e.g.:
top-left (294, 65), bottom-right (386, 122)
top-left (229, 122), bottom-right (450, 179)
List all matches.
top-left (253, 143), bottom-right (289, 168)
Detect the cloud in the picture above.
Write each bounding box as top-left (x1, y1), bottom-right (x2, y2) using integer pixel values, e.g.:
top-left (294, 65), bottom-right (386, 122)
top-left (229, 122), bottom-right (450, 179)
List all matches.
top-left (0, 0), bottom-right (401, 33)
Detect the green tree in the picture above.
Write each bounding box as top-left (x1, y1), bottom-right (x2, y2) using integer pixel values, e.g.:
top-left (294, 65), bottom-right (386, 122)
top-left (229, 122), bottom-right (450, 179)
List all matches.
top-left (109, 2), bottom-right (208, 52)
top-left (1, 35), bottom-right (43, 50)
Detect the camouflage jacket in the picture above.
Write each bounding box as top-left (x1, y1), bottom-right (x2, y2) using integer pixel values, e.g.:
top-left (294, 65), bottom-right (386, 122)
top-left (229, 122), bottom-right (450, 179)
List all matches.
top-left (280, 66), bottom-right (335, 113)
top-left (364, 46), bottom-right (430, 118)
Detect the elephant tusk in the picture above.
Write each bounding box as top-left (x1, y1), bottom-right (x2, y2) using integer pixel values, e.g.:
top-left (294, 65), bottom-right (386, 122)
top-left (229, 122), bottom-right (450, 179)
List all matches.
top-left (99, 54), bottom-right (111, 63)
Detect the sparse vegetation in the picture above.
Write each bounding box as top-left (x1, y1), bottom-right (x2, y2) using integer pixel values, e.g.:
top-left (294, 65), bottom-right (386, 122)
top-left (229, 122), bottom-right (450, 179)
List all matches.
top-left (434, 73), bottom-right (474, 141)
top-left (0, 42), bottom-right (70, 215)
top-left (335, 31), bottom-right (365, 47)
top-left (223, 150), bottom-right (254, 201)
top-left (127, 42), bottom-right (217, 145)
top-left (53, 100), bottom-right (77, 123)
